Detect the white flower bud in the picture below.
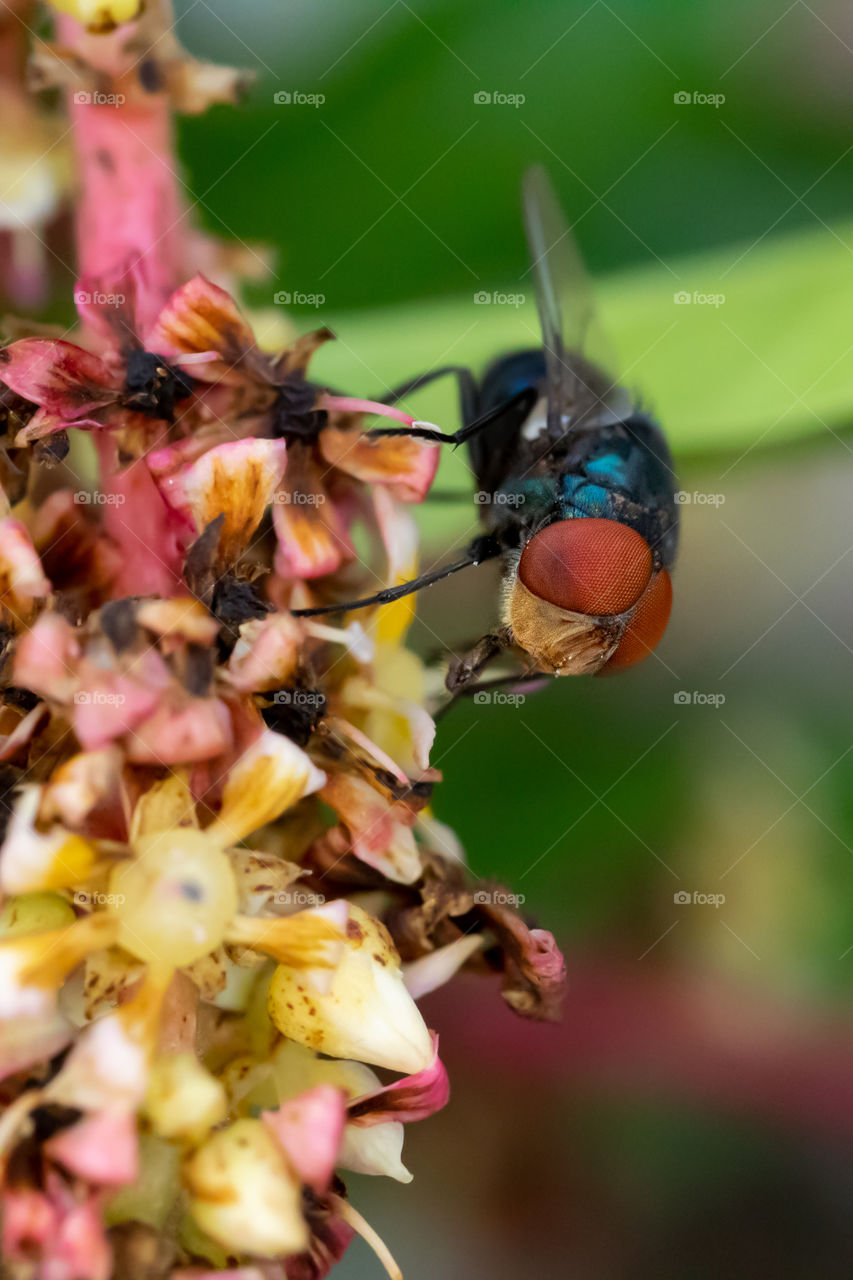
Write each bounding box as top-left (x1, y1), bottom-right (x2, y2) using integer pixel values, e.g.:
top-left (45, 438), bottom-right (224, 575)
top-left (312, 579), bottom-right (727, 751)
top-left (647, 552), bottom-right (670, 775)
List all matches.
top-left (185, 1118), bottom-right (307, 1258)
top-left (268, 904), bottom-right (432, 1075)
top-left (340, 1121), bottom-right (412, 1184)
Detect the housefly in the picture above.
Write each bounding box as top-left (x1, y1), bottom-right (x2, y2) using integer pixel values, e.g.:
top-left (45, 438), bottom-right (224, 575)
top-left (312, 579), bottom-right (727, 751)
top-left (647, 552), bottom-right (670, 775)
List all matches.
top-left (294, 166), bottom-right (678, 693)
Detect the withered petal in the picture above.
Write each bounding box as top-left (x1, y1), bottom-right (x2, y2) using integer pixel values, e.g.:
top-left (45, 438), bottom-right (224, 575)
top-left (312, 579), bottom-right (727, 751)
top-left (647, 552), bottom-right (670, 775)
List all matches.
top-left (319, 426), bottom-right (439, 503)
top-left (0, 338), bottom-right (117, 417)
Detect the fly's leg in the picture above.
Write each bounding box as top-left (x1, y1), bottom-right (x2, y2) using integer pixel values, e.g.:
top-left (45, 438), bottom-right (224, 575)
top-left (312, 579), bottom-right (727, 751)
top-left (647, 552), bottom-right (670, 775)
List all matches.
top-left (291, 535), bottom-right (503, 618)
top-left (378, 364), bottom-right (479, 428)
top-left (445, 627), bottom-right (514, 693)
top-left (436, 667), bottom-right (553, 720)
top-left (322, 359), bottom-right (536, 451)
top-left (319, 365), bottom-right (478, 444)
top-left (361, 386), bottom-right (538, 447)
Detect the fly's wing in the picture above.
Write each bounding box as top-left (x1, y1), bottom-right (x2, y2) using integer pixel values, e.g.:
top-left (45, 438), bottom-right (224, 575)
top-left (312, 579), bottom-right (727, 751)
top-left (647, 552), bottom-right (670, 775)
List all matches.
top-left (522, 166), bottom-right (630, 436)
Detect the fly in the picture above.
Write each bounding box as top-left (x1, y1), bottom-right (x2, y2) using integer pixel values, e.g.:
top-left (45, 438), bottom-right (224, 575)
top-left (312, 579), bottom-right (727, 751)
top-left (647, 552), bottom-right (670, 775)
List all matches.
top-left (293, 167), bottom-right (678, 694)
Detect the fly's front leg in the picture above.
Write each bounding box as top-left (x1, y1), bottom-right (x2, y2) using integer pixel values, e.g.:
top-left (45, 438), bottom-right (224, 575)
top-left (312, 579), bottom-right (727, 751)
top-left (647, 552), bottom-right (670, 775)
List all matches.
top-left (445, 627), bottom-right (513, 693)
top-left (362, 387), bottom-right (538, 446)
top-left (377, 365), bottom-right (479, 429)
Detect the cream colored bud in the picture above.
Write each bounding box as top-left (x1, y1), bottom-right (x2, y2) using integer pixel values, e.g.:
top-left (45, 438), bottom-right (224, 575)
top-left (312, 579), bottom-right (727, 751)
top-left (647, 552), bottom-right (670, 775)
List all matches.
top-left (340, 1121), bottom-right (412, 1184)
top-left (268, 904), bottom-right (432, 1074)
top-left (144, 1053), bottom-right (227, 1144)
top-left (185, 1118), bottom-right (308, 1258)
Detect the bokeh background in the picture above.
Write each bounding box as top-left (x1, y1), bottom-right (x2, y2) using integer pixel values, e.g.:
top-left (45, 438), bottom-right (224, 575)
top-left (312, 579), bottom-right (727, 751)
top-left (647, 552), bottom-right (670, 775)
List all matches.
top-left (47, 0), bottom-right (853, 1274)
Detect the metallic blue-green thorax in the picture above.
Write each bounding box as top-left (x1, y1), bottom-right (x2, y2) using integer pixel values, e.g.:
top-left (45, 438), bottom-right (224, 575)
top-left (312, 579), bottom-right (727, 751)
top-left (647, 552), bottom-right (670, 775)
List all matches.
top-left (492, 414), bottom-right (679, 571)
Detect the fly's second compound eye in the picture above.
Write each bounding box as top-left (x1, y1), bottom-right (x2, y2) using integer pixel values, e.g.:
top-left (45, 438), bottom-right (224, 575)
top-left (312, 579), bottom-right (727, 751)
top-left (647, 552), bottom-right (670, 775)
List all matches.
top-left (517, 517), bottom-right (653, 617)
top-left (599, 568), bottom-right (673, 674)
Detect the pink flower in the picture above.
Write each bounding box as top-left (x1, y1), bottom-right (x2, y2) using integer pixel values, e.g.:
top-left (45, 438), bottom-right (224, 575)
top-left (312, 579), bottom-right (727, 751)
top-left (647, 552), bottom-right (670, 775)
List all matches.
top-left (0, 262), bottom-right (207, 445)
top-left (2, 1183), bottom-right (112, 1280)
top-left (317, 772), bottom-right (423, 885)
top-left (141, 274), bottom-right (439, 581)
top-left (347, 1033), bottom-right (449, 1127)
top-left (263, 1084), bottom-right (347, 1194)
top-left (46, 1106), bottom-right (139, 1186)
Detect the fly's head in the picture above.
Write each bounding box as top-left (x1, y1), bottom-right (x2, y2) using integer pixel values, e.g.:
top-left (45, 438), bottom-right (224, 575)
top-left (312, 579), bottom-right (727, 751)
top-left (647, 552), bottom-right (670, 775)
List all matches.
top-left (505, 517), bottom-right (673, 676)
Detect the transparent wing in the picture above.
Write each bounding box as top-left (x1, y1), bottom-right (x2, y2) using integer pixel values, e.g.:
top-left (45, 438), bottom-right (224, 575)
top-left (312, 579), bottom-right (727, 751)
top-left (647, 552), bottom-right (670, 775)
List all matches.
top-left (522, 166), bottom-right (628, 433)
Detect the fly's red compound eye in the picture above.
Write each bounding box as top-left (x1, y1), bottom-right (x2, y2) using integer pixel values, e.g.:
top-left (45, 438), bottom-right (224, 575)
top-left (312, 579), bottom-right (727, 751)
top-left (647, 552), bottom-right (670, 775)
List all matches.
top-left (600, 568), bottom-right (673, 674)
top-left (517, 518), bottom-right (653, 616)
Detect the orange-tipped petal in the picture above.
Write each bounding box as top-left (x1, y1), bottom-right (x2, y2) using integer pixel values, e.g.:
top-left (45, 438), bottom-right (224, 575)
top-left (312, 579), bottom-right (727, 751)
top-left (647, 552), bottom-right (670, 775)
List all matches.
top-left (209, 727), bottom-right (327, 844)
top-left (320, 426), bottom-right (439, 503)
top-left (272, 445), bottom-right (353, 579)
top-left (146, 274), bottom-right (260, 385)
top-left (150, 437), bottom-right (286, 564)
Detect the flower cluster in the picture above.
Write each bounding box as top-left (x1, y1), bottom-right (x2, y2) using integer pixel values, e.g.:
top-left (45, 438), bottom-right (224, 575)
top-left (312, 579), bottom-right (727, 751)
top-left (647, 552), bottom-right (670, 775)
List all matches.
top-left (0, 5), bottom-right (566, 1279)
top-left (0, 267), bottom-right (566, 1280)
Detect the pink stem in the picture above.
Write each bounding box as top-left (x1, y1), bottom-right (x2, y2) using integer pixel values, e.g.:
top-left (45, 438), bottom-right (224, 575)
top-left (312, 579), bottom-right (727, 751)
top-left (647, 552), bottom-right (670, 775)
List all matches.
top-left (59, 11), bottom-right (190, 595)
top-left (59, 14), bottom-right (187, 333)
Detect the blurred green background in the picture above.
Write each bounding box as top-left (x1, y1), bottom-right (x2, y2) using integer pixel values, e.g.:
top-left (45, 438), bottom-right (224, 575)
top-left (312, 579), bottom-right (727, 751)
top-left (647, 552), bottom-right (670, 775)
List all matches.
top-left (145, 0), bottom-right (853, 1274)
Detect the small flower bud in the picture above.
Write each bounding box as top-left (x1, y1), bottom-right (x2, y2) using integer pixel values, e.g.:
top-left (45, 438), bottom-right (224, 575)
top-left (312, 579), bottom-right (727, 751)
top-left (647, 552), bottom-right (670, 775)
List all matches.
top-left (185, 1118), bottom-right (307, 1257)
top-left (268, 904), bottom-right (433, 1074)
top-left (144, 1053), bottom-right (227, 1144)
